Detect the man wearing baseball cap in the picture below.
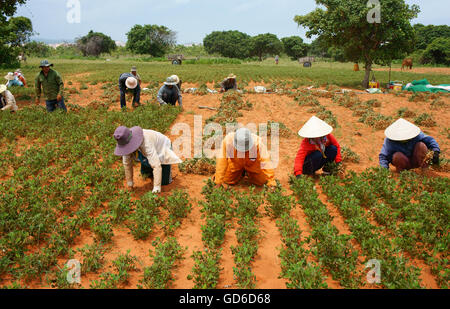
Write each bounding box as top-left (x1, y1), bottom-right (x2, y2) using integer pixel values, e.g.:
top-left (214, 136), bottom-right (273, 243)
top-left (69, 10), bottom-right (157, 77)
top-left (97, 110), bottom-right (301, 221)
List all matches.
top-left (35, 60), bottom-right (66, 112)
top-left (130, 66), bottom-right (141, 85)
top-left (379, 118), bottom-right (440, 171)
top-left (214, 127), bottom-right (276, 188)
top-left (113, 126), bottom-right (182, 193)
top-left (119, 72), bottom-right (141, 109)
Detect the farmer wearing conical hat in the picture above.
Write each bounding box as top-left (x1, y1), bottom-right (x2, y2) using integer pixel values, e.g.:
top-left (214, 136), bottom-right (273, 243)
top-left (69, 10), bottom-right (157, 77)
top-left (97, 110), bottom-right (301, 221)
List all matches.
top-left (157, 76), bottom-right (183, 107)
top-left (0, 85), bottom-right (18, 112)
top-left (220, 73), bottom-right (237, 92)
top-left (119, 72), bottom-right (141, 109)
top-left (294, 116), bottom-right (342, 177)
top-left (113, 126), bottom-right (182, 194)
top-left (130, 66), bottom-right (142, 85)
top-left (379, 118), bottom-right (440, 172)
top-left (35, 60), bottom-right (66, 112)
top-left (214, 128), bottom-right (276, 188)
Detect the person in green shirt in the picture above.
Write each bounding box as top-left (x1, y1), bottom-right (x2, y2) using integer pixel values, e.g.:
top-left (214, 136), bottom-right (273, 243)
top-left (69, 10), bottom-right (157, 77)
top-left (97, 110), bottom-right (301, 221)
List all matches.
top-left (35, 60), bottom-right (66, 112)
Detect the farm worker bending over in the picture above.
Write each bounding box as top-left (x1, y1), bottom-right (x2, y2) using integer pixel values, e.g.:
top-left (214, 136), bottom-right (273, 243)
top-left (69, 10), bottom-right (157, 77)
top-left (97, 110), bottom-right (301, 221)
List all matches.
top-left (294, 116), bottom-right (342, 177)
top-left (157, 76), bottom-right (183, 107)
top-left (220, 73), bottom-right (237, 92)
top-left (35, 60), bottom-right (66, 112)
top-left (4, 72), bottom-right (23, 87)
top-left (119, 73), bottom-right (141, 109)
top-left (130, 66), bottom-right (141, 85)
top-left (114, 126), bottom-right (182, 194)
top-left (171, 75), bottom-right (182, 90)
top-left (379, 118), bottom-right (440, 172)
top-left (214, 128), bottom-right (276, 188)
top-left (14, 69), bottom-right (27, 87)
top-left (0, 85), bottom-right (18, 112)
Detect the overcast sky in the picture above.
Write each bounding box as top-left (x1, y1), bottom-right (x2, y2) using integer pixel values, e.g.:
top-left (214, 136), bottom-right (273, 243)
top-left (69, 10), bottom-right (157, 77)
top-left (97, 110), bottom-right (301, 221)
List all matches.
top-left (15, 0), bottom-right (450, 44)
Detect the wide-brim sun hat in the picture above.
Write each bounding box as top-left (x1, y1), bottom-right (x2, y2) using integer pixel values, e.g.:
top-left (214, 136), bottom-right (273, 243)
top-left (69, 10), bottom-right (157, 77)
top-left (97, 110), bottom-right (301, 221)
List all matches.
top-left (0, 84), bottom-right (7, 93)
top-left (170, 75), bottom-right (180, 84)
top-left (385, 118), bottom-right (421, 141)
top-left (114, 126), bottom-right (144, 156)
top-left (227, 73), bottom-right (236, 79)
top-left (164, 76), bottom-right (178, 86)
top-left (131, 66), bottom-right (137, 72)
top-left (125, 77), bottom-right (138, 89)
top-left (39, 60), bottom-right (53, 68)
top-left (298, 116), bottom-right (334, 138)
top-left (234, 128), bottom-right (255, 153)
top-left (4, 72), bottom-right (15, 80)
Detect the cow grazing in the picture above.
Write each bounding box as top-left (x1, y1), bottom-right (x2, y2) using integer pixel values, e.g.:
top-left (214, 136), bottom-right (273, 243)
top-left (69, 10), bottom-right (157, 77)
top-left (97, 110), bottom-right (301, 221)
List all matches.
top-left (402, 58), bottom-right (413, 70)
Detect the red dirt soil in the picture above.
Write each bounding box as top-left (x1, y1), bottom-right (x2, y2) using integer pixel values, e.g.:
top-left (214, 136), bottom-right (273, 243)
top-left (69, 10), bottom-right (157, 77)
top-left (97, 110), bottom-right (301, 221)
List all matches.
top-left (10, 80), bottom-right (450, 289)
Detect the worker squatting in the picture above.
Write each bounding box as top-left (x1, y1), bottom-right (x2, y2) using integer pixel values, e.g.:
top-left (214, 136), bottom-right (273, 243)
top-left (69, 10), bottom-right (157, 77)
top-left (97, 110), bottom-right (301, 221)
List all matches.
top-left (3, 59), bottom-right (441, 195)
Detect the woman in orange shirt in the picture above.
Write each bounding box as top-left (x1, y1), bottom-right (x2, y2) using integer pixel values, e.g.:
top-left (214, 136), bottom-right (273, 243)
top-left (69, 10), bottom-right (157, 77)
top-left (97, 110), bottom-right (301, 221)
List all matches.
top-left (294, 116), bottom-right (342, 176)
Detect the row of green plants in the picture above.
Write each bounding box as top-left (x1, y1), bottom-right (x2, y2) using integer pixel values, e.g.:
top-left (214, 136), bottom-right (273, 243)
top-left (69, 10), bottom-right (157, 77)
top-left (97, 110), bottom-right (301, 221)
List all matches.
top-left (265, 186), bottom-right (328, 288)
top-left (231, 188), bottom-right (263, 288)
top-left (320, 171), bottom-right (424, 289)
top-left (332, 94), bottom-right (392, 130)
top-left (0, 102), bottom-right (181, 286)
top-left (290, 177), bottom-right (361, 288)
top-left (360, 169), bottom-right (449, 288)
top-left (187, 179), bottom-right (234, 288)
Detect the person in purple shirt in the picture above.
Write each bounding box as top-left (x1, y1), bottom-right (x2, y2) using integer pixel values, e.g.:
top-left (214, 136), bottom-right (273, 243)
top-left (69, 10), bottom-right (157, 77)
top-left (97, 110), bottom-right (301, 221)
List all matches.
top-left (379, 118), bottom-right (440, 172)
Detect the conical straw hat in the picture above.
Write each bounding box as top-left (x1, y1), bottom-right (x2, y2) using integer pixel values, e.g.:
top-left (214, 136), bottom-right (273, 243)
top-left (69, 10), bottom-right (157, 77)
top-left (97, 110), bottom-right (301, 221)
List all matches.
top-left (385, 118), bottom-right (421, 141)
top-left (298, 116), bottom-right (333, 138)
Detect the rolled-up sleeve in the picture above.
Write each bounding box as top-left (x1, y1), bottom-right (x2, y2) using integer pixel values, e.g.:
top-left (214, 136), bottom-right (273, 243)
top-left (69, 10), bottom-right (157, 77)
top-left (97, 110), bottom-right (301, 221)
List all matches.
top-left (123, 155), bottom-right (134, 183)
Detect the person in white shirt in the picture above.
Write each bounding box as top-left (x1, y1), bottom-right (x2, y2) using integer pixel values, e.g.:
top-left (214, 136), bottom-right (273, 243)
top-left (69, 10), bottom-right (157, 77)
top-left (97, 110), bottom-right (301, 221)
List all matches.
top-left (113, 126), bottom-right (182, 193)
top-left (0, 85), bottom-right (18, 112)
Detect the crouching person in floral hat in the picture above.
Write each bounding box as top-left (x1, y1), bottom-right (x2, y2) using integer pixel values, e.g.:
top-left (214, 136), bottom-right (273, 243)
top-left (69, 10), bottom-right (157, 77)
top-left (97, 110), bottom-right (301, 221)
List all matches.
top-left (114, 126), bottom-right (182, 193)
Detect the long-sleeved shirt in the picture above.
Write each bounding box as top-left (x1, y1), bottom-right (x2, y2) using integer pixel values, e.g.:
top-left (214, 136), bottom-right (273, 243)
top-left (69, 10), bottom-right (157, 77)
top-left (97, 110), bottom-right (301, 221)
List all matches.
top-left (122, 130), bottom-right (182, 189)
top-left (220, 79), bottom-right (237, 91)
top-left (157, 85), bottom-right (182, 107)
top-left (1, 90), bottom-right (18, 111)
top-left (35, 69), bottom-right (64, 101)
top-left (215, 132), bottom-right (276, 186)
top-left (119, 73), bottom-right (136, 90)
top-left (294, 134), bottom-right (342, 176)
top-left (379, 132), bottom-right (440, 169)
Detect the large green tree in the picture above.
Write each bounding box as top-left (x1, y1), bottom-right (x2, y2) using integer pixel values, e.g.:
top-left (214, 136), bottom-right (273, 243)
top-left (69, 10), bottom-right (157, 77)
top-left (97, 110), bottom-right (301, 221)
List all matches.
top-left (413, 24), bottom-right (450, 50)
top-left (203, 30), bottom-right (252, 59)
top-left (421, 37), bottom-right (450, 66)
top-left (295, 0), bottom-right (420, 87)
top-left (251, 33), bottom-right (283, 61)
top-left (126, 24), bottom-right (176, 57)
top-left (0, 0), bottom-right (28, 67)
top-left (281, 36), bottom-right (308, 60)
top-left (76, 30), bottom-right (116, 57)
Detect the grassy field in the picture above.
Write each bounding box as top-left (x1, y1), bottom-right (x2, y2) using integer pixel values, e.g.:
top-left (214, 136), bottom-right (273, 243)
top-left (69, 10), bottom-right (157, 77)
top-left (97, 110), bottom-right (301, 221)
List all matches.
top-left (0, 59), bottom-right (448, 289)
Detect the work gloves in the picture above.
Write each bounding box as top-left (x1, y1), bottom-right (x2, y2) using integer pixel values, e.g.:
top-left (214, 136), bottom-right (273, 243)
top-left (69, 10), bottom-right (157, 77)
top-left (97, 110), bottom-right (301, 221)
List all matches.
top-left (432, 151), bottom-right (440, 165)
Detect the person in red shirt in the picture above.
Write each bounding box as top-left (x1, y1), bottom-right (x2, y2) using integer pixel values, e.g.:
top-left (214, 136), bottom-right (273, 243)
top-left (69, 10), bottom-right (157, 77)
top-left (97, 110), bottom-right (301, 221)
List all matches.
top-left (294, 116), bottom-right (342, 176)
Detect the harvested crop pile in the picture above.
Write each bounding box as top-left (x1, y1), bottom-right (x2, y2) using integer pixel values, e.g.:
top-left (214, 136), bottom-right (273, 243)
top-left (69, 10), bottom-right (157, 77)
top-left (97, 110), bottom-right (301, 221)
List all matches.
top-left (414, 113), bottom-right (437, 127)
top-left (179, 157), bottom-right (216, 175)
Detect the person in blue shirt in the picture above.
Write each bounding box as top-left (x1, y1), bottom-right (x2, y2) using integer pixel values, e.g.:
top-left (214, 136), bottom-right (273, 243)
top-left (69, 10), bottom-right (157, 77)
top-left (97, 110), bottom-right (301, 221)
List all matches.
top-left (157, 76), bottom-right (182, 107)
top-left (379, 118), bottom-right (440, 172)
